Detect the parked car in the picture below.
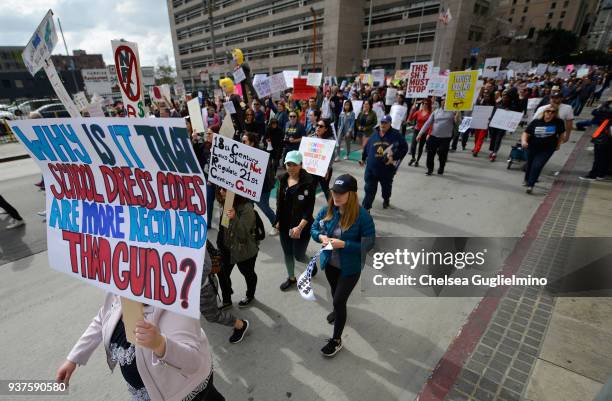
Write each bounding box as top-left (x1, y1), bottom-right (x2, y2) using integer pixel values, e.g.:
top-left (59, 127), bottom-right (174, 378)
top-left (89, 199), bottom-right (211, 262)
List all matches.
top-left (15, 98), bottom-right (59, 116)
top-left (35, 103), bottom-right (70, 118)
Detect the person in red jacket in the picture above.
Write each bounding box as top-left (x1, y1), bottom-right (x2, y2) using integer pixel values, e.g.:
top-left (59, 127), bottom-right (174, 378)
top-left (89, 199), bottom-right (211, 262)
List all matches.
top-left (407, 98), bottom-right (432, 167)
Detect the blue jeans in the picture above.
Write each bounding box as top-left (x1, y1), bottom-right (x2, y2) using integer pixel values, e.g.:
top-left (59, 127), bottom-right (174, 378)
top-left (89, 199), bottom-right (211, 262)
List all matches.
top-left (362, 168), bottom-right (394, 210)
top-left (524, 147), bottom-right (555, 187)
top-left (255, 190), bottom-right (276, 225)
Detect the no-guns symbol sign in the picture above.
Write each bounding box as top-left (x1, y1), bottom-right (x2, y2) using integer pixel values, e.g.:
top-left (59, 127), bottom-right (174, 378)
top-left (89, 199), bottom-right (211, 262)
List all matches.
top-left (111, 40), bottom-right (145, 117)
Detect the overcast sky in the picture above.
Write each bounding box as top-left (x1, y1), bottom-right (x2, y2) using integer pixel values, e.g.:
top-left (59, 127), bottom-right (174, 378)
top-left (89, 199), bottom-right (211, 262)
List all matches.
top-left (0, 0), bottom-right (176, 68)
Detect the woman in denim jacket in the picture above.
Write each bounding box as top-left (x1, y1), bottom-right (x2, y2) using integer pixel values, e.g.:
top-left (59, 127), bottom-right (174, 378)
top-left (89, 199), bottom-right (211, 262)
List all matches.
top-left (337, 100), bottom-right (356, 160)
top-left (311, 174), bottom-right (375, 357)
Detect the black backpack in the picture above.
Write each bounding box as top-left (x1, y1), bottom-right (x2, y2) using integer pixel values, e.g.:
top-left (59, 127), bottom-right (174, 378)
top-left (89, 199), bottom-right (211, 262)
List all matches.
top-left (253, 210), bottom-right (266, 242)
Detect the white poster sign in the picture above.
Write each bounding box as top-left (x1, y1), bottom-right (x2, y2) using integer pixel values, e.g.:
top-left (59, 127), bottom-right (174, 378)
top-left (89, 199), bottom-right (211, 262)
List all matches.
top-left (489, 109), bottom-right (524, 131)
top-left (390, 104), bottom-right (408, 130)
top-left (254, 77), bottom-right (272, 98)
top-left (527, 98), bottom-right (542, 110)
top-left (73, 92), bottom-right (89, 110)
top-left (372, 69), bottom-right (385, 87)
top-left (385, 88), bottom-right (398, 105)
top-left (458, 117), bottom-right (472, 133)
top-left (306, 72), bottom-right (323, 87)
top-left (471, 105), bottom-right (494, 129)
top-left (85, 102), bottom-right (104, 117)
top-left (406, 61), bottom-right (433, 98)
top-left (209, 134), bottom-right (270, 202)
top-left (10, 117), bottom-right (208, 319)
top-left (483, 57), bottom-right (502, 78)
top-left (223, 101), bottom-right (236, 115)
top-left (298, 136), bottom-right (336, 177)
top-left (535, 63), bottom-right (548, 76)
top-left (269, 72), bottom-right (288, 94)
top-left (233, 67), bottom-right (246, 84)
top-left (427, 75), bottom-right (449, 97)
top-left (188, 98), bottom-right (205, 134)
top-left (22, 9), bottom-right (58, 76)
top-left (283, 70), bottom-right (300, 88)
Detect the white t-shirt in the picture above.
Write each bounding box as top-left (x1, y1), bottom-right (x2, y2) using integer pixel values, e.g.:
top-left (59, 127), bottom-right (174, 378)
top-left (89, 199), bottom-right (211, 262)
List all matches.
top-left (533, 103), bottom-right (574, 121)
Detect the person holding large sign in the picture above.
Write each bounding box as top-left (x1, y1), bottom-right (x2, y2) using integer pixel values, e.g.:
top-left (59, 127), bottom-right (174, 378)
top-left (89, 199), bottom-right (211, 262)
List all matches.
top-left (311, 174), bottom-right (375, 357)
top-left (521, 105), bottom-right (566, 194)
top-left (418, 100), bottom-right (461, 176)
top-left (359, 115), bottom-right (408, 210)
top-left (56, 294), bottom-right (225, 401)
top-left (487, 91), bottom-right (513, 162)
top-left (407, 98), bottom-right (433, 167)
top-left (275, 151), bottom-right (317, 291)
top-left (215, 188), bottom-right (260, 309)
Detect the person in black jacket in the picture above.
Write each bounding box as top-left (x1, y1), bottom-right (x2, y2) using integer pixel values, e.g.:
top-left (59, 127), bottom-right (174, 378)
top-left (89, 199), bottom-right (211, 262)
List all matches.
top-left (264, 118), bottom-right (284, 172)
top-left (274, 150), bottom-right (317, 291)
top-left (244, 108), bottom-right (265, 143)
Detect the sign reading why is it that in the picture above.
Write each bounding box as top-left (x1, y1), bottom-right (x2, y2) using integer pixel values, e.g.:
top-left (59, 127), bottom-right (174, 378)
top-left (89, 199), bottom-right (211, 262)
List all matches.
top-left (445, 70), bottom-right (479, 111)
top-left (112, 40), bottom-right (146, 118)
top-left (208, 134), bottom-right (270, 202)
top-left (10, 118), bottom-right (208, 319)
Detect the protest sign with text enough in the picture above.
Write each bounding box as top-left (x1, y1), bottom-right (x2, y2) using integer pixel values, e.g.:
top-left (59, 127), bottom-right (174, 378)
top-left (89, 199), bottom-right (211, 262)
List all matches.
top-left (208, 134), bottom-right (270, 202)
top-left (298, 137), bottom-right (336, 177)
top-left (112, 40), bottom-right (146, 118)
top-left (10, 118), bottom-right (207, 319)
top-left (406, 61), bottom-right (432, 98)
top-left (445, 71), bottom-right (479, 111)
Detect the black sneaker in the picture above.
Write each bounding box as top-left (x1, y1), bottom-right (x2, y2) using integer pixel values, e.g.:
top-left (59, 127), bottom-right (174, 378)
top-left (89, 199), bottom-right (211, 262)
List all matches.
top-left (321, 338), bottom-right (343, 357)
top-left (425, 171), bottom-right (432, 176)
top-left (326, 311), bottom-right (336, 324)
top-left (383, 200), bottom-right (390, 209)
top-left (408, 158), bottom-right (415, 166)
top-left (311, 264), bottom-right (318, 278)
top-left (218, 301), bottom-right (232, 310)
top-left (238, 297), bottom-right (254, 308)
top-left (526, 186), bottom-right (533, 194)
top-left (229, 319), bottom-right (249, 344)
top-left (437, 169), bottom-right (444, 175)
top-left (280, 278), bottom-right (297, 291)
top-left (414, 161), bottom-right (419, 167)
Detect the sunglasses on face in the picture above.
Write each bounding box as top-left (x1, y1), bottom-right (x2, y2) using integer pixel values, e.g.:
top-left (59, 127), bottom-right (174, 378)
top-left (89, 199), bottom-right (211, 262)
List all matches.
top-left (290, 115), bottom-right (297, 118)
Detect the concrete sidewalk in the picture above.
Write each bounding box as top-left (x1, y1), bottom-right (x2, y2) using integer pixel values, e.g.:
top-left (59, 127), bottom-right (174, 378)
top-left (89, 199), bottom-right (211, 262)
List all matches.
top-left (430, 127), bottom-right (612, 401)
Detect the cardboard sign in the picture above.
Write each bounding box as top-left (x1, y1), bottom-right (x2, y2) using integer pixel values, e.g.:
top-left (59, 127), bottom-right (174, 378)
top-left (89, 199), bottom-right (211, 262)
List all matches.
top-left (254, 77), bottom-right (272, 98)
top-left (445, 71), bottom-right (479, 111)
top-left (188, 98), bottom-right (205, 134)
top-left (458, 117), bottom-right (472, 133)
top-left (43, 61), bottom-right (81, 118)
top-left (298, 137), bottom-right (336, 177)
top-left (527, 98), bottom-right (542, 110)
top-left (111, 40), bottom-right (146, 117)
top-left (293, 78), bottom-right (317, 100)
top-left (390, 104), bottom-right (408, 130)
top-left (269, 72), bottom-right (287, 94)
top-left (385, 88), bottom-right (398, 105)
top-left (406, 61), bottom-right (433, 98)
top-left (22, 9), bottom-right (58, 76)
top-left (489, 109), bottom-right (524, 131)
top-left (483, 57), bottom-right (502, 78)
top-left (306, 72), bottom-right (323, 87)
top-left (427, 75), bottom-right (449, 97)
top-left (535, 63), bottom-right (548, 76)
top-left (233, 67), bottom-right (246, 84)
top-left (85, 102), bottom-right (104, 117)
top-left (223, 101), bottom-right (236, 114)
top-left (394, 70), bottom-right (410, 81)
top-left (283, 70), bottom-right (299, 88)
top-left (208, 134), bottom-right (270, 202)
top-left (10, 117), bottom-right (207, 319)
top-left (372, 69), bottom-right (385, 87)
top-left (470, 105), bottom-right (494, 129)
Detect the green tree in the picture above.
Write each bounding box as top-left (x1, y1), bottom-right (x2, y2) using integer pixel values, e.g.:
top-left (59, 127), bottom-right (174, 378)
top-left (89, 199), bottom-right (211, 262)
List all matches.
top-left (155, 65), bottom-right (176, 85)
top-left (571, 49), bottom-right (612, 66)
top-left (537, 28), bottom-right (579, 64)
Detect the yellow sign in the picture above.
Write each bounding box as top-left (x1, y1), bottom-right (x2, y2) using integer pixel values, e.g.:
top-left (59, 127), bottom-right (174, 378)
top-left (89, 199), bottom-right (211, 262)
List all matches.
top-left (445, 71), bottom-right (479, 111)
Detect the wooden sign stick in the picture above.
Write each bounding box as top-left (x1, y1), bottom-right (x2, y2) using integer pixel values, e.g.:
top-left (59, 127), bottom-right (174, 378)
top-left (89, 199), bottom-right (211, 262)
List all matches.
top-left (219, 113), bottom-right (237, 228)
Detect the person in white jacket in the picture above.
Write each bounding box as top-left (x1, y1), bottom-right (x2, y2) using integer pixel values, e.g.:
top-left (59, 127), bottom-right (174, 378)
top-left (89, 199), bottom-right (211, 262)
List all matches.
top-left (56, 293), bottom-right (224, 401)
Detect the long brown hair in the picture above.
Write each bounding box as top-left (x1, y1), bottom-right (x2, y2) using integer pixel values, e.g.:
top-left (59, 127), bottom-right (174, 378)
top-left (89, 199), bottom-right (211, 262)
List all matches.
top-left (323, 191), bottom-right (360, 231)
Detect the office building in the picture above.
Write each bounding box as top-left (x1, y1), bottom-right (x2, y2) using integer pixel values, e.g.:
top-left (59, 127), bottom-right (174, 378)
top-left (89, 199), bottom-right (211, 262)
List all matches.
top-left (586, 0), bottom-right (612, 51)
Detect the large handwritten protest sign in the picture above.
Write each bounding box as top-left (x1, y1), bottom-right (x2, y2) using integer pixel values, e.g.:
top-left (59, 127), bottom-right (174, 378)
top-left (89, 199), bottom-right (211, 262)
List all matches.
top-left (112, 40), bottom-right (146, 118)
top-left (445, 71), bottom-right (479, 111)
top-left (483, 57), bottom-right (501, 78)
top-left (208, 134), bottom-right (270, 202)
top-left (406, 61), bottom-right (432, 98)
top-left (427, 74), bottom-right (449, 97)
top-left (299, 137), bottom-right (336, 177)
top-left (10, 118), bottom-right (207, 319)
top-left (471, 105), bottom-right (494, 129)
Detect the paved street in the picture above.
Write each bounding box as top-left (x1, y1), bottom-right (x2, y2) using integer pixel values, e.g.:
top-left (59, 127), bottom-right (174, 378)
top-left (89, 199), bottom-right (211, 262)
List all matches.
top-left (2, 127), bottom-right (604, 401)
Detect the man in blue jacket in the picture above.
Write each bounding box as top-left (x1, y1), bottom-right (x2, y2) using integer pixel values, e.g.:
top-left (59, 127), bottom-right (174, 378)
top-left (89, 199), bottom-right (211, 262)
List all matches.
top-left (359, 115), bottom-right (408, 210)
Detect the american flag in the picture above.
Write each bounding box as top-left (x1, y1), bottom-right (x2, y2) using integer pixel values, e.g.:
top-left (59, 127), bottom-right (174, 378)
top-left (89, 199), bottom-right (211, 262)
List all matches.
top-left (438, 7), bottom-right (452, 25)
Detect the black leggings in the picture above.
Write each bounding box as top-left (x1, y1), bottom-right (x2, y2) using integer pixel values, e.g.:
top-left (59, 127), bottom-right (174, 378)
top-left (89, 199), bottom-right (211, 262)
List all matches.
top-left (410, 132), bottom-right (426, 161)
top-left (218, 253), bottom-right (258, 303)
top-left (0, 195), bottom-right (23, 220)
top-left (325, 265), bottom-right (360, 339)
top-left (192, 373), bottom-right (225, 401)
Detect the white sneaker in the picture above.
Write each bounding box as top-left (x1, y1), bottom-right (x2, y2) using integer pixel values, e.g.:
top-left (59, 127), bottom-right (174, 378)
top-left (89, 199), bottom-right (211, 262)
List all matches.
top-left (37, 211), bottom-right (46, 216)
top-left (344, 155), bottom-right (349, 160)
top-left (269, 228), bottom-right (279, 236)
top-left (334, 157), bottom-right (340, 162)
top-left (6, 219), bottom-right (25, 229)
